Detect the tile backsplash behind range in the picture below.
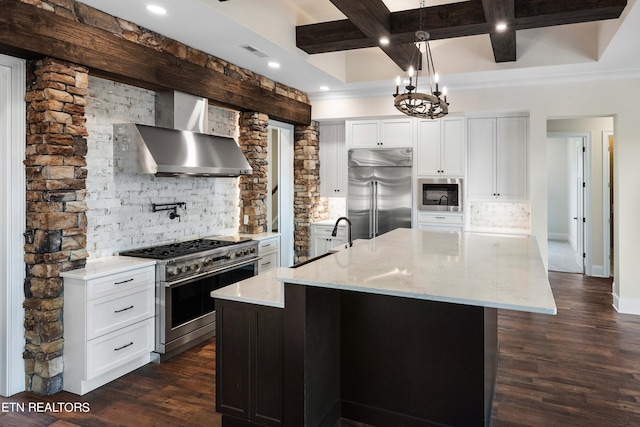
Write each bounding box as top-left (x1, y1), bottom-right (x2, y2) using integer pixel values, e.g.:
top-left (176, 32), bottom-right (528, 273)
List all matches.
top-left (85, 77), bottom-right (241, 258)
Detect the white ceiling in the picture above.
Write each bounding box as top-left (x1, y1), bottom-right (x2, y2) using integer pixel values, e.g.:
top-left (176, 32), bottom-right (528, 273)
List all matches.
top-left (79, 0), bottom-right (640, 100)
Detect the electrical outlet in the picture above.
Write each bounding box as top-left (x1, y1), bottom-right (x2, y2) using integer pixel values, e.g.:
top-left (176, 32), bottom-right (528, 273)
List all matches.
top-left (244, 215), bottom-right (249, 224)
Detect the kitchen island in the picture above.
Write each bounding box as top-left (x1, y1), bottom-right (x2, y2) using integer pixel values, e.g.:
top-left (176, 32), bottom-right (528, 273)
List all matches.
top-left (212, 228), bottom-right (556, 427)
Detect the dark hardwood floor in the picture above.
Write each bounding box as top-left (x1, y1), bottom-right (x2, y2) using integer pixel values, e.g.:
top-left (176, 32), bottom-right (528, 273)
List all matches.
top-left (3, 272), bottom-right (640, 426)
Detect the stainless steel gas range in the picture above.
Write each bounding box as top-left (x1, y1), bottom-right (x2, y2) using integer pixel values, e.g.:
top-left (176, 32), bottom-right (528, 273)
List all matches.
top-left (120, 236), bottom-right (259, 360)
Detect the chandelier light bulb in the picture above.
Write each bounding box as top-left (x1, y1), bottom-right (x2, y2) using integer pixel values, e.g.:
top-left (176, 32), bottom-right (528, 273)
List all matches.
top-left (434, 73), bottom-right (440, 83)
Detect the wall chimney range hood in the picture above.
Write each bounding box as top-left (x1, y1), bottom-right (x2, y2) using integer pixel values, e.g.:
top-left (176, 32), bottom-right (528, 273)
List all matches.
top-left (113, 91), bottom-right (252, 177)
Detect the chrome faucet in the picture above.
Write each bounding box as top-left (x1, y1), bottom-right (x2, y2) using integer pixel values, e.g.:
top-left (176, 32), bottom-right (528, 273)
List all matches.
top-left (332, 216), bottom-right (353, 247)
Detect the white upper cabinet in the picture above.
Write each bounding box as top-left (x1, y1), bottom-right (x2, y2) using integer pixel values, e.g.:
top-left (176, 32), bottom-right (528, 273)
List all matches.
top-left (346, 118), bottom-right (413, 149)
top-left (416, 116), bottom-right (464, 177)
top-left (319, 122), bottom-right (347, 196)
top-left (467, 116), bottom-right (528, 201)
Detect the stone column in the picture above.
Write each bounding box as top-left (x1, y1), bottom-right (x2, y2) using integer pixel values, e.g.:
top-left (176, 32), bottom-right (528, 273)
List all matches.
top-left (24, 58), bottom-right (89, 395)
top-left (293, 121), bottom-right (328, 263)
top-left (238, 112), bottom-right (269, 234)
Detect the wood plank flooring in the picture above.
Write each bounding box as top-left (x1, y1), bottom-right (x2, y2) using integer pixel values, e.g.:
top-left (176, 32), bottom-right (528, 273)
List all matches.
top-left (3, 272), bottom-right (640, 426)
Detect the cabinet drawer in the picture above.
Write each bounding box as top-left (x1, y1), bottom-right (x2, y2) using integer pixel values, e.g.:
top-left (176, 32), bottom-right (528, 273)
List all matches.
top-left (259, 252), bottom-right (278, 273)
top-left (312, 225), bottom-right (345, 238)
top-left (87, 267), bottom-right (154, 300)
top-left (418, 213), bottom-right (464, 224)
top-left (87, 284), bottom-right (154, 340)
top-left (87, 318), bottom-right (154, 380)
top-left (259, 238), bottom-right (279, 254)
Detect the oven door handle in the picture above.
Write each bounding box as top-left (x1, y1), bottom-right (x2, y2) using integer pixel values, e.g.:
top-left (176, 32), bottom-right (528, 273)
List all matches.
top-left (163, 257), bottom-right (260, 288)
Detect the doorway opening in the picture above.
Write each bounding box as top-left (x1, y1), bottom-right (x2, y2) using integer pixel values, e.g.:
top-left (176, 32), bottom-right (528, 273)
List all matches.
top-left (267, 121), bottom-right (294, 267)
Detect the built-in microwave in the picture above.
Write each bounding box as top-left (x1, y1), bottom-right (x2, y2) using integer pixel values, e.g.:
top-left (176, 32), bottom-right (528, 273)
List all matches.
top-left (417, 178), bottom-right (463, 211)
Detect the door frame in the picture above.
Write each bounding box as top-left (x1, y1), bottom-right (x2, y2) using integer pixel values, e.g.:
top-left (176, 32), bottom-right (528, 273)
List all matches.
top-left (602, 130), bottom-right (614, 278)
top-left (268, 120), bottom-right (294, 267)
top-left (0, 53), bottom-right (26, 397)
top-left (547, 131), bottom-right (592, 276)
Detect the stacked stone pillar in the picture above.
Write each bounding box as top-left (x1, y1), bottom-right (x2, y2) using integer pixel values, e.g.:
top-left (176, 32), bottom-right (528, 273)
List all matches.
top-left (238, 112), bottom-right (269, 234)
top-left (293, 121), bottom-right (328, 263)
top-left (24, 58), bottom-right (89, 395)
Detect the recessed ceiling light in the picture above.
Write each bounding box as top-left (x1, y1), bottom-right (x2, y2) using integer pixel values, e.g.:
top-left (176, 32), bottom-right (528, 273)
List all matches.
top-left (496, 22), bottom-right (507, 32)
top-left (320, 86), bottom-right (329, 91)
top-left (379, 36), bottom-right (390, 46)
top-left (268, 61), bottom-right (280, 69)
top-left (146, 4), bottom-right (167, 15)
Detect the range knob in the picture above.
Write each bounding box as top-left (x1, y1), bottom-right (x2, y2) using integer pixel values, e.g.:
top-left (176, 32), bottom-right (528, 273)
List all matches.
top-left (189, 262), bottom-right (198, 271)
top-left (250, 247), bottom-right (256, 254)
top-left (167, 265), bottom-right (179, 276)
top-left (204, 257), bottom-right (212, 265)
top-left (227, 251), bottom-right (236, 260)
top-left (198, 260), bottom-right (204, 269)
top-left (180, 264), bottom-right (189, 273)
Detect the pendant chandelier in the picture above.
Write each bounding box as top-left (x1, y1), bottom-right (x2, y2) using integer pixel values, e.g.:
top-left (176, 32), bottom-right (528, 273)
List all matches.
top-left (393, 0), bottom-right (449, 119)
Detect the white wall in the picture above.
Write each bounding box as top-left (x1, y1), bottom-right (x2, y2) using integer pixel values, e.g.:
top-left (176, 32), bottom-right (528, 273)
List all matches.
top-left (311, 77), bottom-right (640, 314)
top-left (85, 77), bottom-right (241, 258)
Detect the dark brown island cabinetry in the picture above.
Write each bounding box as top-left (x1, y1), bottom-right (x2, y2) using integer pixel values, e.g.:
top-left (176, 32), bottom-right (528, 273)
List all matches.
top-left (216, 300), bottom-right (283, 427)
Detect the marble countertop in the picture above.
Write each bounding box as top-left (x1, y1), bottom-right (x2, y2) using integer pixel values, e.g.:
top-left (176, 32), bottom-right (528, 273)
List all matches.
top-left (60, 256), bottom-right (156, 280)
top-left (211, 228), bottom-right (557, 315)
top-left (209, 268), bottom-right (286, 308)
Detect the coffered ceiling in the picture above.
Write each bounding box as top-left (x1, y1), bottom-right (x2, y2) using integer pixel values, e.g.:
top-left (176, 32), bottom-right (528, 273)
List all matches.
top-left (78, 0), bottom-right (640, 99)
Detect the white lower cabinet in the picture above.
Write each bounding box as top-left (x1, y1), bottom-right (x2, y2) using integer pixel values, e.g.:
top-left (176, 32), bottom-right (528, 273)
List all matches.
top-left (61, 257), bottom-right (156, 395)
top-left (257, 235), bottom-right (280, 273)
top-left (310, 223), bottom-right (347, 258)
top-left (417, 212), bottom-right (464, 232)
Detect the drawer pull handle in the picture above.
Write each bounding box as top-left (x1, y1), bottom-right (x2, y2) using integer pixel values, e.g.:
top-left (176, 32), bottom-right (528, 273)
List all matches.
top-left (114, 278), bottom-right (134, 285)
top-left (262, 261), bottom-right (271, 266)
top-left (114, 342), bottom-right (133, 351)
top-left (262, 243), bottom-right (271, 248)
top-left (435, 216), bottom-right (446, 219)
top-left (114, 305), bottom-right (134, 313)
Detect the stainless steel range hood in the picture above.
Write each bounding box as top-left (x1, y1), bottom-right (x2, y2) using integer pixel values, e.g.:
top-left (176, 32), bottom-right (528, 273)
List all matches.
top-left (113, 91), bottom-right (252, 177)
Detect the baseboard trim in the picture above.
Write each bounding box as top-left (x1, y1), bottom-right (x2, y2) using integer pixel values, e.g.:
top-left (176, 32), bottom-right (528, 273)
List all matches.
top-left (591, 265), bottom-right (607, 278)
top-left (548, 233), bottom-right (568, 241)
top-left (612, 292), bottom-right (640, 315)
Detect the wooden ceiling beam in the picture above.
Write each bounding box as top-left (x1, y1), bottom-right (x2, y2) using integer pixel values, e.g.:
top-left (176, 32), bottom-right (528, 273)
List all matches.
top-left (297, 0), bottom-right (627, 63)
top-left (0, 0), bottom-right (310, 125)
top-left (329, 0), bottom-right (420, 71)
top-left (482, 0), bottom-right (516, 62)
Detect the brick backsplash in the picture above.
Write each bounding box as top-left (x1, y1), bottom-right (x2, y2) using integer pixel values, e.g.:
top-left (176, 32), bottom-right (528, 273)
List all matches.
top-left (84, 76), bottom-right (241, 258)
top-left (467, 201), bottom-right (531, 234)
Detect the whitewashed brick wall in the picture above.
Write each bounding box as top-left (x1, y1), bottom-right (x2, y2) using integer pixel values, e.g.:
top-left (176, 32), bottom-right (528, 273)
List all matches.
top-left (467, 201), bottom-right (531, 234)
top-left (85, 76), bottom-right (241, 258)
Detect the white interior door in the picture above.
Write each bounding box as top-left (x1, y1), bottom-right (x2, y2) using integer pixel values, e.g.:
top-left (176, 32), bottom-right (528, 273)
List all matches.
top-left (0, 53), bottom-right (26, 397)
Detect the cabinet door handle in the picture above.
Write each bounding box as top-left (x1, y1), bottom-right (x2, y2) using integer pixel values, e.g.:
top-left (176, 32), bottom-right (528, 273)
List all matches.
top-left (114, 278), bottom-right (134, 285)
top-left (114, 305), bottom-right (134, 313)
top-left (114, 342), bottom-right (133, 351)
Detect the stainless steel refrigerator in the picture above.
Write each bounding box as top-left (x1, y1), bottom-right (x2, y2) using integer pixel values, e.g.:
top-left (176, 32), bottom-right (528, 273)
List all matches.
top-left (347, 148), bottom-right (412, 240)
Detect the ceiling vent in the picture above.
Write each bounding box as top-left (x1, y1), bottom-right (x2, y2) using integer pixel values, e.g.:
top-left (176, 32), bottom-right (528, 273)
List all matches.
top-left (241, 45), bottom-right (269, 58)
